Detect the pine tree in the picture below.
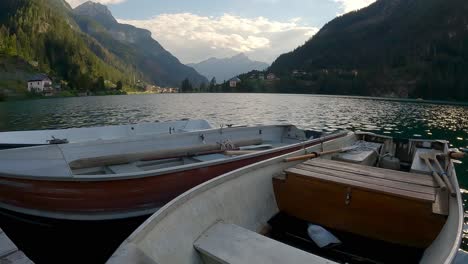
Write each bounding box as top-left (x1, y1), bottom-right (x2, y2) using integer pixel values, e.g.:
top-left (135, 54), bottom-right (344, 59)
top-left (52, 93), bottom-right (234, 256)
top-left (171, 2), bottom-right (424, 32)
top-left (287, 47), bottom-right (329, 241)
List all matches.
top-left (181, 78), bottom-right (193, 93)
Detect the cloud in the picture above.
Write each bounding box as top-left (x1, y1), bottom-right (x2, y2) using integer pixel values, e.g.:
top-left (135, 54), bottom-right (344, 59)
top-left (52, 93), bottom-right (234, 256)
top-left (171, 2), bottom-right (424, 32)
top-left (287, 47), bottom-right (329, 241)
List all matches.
top-left (66, 0), bottom-right (127, 8)
top-left (119, 13), bottom-right (318, 63)
top-left (334, 0), bottom-right (376, 13)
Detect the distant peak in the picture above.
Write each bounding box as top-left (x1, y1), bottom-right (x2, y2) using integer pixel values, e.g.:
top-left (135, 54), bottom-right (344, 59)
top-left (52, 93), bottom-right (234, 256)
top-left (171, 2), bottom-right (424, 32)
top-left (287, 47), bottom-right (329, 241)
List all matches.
top-left (233, 53), bottom-right (248, 59)
top-left (74, 1), bottom-right (117, 24)
top-left (76, 1), bottom-right (106, 9)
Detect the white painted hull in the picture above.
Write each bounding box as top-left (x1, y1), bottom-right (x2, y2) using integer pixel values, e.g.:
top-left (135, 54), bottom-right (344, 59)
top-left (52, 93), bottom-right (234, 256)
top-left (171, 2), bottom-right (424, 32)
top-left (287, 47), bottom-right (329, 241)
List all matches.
top-left (0, 119), bottom-right (212, 148)
top-left (108, 132), bottom-right (463, 264)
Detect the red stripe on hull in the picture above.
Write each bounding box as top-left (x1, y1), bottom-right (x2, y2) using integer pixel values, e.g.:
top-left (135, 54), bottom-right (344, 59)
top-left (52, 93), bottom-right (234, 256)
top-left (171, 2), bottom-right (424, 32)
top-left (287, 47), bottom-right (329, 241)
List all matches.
top-left (0, 135), bottom-right (343, 219)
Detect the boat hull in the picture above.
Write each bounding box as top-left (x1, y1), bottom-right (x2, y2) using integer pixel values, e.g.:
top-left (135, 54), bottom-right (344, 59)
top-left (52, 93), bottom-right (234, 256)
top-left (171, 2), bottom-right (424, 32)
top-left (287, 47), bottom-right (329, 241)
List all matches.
top-left (0, 134), bottom-right (345, 221)
top-left (0, 119), bottom-right (212, 148)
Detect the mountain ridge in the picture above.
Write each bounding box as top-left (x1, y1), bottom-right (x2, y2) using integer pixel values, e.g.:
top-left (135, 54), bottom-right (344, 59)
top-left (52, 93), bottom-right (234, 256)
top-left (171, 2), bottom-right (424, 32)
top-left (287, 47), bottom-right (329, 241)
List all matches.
top-left (270, 0), bottom-right (468, 100)
top-left (73, 1), bottom-right (207, 87)
top-left (188, 53), bottom-right (269, 83)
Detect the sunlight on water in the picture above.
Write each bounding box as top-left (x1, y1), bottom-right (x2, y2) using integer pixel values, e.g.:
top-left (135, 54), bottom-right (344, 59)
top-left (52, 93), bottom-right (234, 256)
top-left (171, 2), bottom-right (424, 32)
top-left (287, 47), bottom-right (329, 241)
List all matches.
top-left (1, 93), bottom-right (468, 250)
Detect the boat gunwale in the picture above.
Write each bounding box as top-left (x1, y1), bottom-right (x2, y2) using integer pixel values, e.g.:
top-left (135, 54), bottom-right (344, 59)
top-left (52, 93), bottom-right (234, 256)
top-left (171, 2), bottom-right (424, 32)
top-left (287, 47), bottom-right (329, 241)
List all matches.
top-left (0, 129), bottom-right (349, 182)
top-left (0, 119), bottom-right (213, 145)
top-left (429, 160), bottom-right (464, 264)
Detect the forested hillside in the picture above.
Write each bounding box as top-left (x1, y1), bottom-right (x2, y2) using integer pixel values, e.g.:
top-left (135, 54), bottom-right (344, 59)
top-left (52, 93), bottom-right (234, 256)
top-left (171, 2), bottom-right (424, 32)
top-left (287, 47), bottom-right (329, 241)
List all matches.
top-left (0, 0), bottom-right (133, 91)
top-left (73, 1), bottom-right (207, 87)
top-left (0, 0), bottom-right (206, 96)
top-left (270, 0), bottom-right (468, 101)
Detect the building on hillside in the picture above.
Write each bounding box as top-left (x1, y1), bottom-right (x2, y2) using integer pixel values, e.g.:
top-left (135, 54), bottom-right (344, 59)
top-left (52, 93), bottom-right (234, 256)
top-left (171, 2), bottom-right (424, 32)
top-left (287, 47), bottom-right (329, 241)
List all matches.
top-left (258, 74), bottom-right (265, 80)
top-left (229, 77), bottom-right (241, 88)
top-left (27, 74), bottom-right (54, 95)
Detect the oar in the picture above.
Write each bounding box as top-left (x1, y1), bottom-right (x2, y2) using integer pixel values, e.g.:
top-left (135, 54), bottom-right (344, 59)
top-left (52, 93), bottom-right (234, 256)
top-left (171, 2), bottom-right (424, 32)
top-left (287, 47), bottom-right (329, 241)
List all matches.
top-left (432, 153), bottom-right (456, 197)
top-left (284, 146), bottom-right (356, 162)
top-left (419, 153), bottom-right (446, 191)
top-left (449, 151), bottom-right (465, 159)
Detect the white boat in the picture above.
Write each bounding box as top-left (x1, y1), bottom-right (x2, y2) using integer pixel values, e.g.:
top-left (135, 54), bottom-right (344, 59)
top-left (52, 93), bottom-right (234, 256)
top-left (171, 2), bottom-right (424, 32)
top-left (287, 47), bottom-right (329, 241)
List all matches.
top-left (0, 119), bottom-right (212, 149)
top-left (108, 132), bottom-right (464, 264)
top-left (0, 124), bottom-right (342, 221)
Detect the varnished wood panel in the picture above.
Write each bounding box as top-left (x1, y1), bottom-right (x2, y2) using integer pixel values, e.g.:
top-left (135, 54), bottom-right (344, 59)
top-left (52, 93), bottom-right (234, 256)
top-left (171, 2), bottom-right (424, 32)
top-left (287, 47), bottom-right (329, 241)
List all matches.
top-left (273, 172), bottom-right (446, 248)
top-left (305, 159), bottom-right (436, 187)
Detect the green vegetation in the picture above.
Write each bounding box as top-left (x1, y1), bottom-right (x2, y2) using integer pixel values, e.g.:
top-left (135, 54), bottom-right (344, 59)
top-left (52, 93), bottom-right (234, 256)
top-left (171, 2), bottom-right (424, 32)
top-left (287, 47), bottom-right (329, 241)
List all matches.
top-left (181, 78), bottom-right (194, 93)
top-left (0, 0), bottom-right (132, 93)
top-left (269, 0), bottom-right (468, 101)
top-left (73, 1), bottom-right (207, 87)
top-left (0, 0), bottom-right (207, 100)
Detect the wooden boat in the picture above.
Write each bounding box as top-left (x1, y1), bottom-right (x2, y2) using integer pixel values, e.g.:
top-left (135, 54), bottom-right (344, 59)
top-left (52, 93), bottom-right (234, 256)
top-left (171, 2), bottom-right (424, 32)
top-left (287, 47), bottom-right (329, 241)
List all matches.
top-left (0, 119), bottom-right (211, 149)
top-left (0, 124), bottom-right (344, 221)
top-left (108, 132), bottom-right (464, 264)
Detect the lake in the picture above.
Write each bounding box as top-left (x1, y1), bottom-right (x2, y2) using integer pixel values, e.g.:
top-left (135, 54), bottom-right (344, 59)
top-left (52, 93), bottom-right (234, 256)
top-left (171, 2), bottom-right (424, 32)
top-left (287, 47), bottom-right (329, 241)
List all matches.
top-left (0, 93), bottom-right (467, 256)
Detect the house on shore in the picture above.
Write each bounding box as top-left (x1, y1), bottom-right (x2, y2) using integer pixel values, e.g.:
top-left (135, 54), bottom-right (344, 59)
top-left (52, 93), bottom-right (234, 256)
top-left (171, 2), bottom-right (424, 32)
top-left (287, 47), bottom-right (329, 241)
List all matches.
top-left (229, 77), bottom-right (241, 88)
top-left (27, 74), bottom-right (54, 96)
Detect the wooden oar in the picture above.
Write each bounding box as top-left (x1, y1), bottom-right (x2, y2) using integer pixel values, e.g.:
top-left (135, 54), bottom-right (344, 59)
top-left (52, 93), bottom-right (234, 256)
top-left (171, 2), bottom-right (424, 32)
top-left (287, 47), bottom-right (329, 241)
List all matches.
top-left (284, 146), bottom-right (356, 162)
top-left (432, 154), bottom-right (456, 197)
top-left (449, 151), bottom-right (465, 159)
top-left (70, 138), bottom-right (262, 169)
top-left (419, 153), bottom-right (446, 191)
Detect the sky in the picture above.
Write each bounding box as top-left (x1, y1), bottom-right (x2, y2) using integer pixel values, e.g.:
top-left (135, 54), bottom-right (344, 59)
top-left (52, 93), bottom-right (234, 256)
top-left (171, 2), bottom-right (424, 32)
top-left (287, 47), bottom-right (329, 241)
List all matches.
top-left (66, 0), bottom-right (376, 64)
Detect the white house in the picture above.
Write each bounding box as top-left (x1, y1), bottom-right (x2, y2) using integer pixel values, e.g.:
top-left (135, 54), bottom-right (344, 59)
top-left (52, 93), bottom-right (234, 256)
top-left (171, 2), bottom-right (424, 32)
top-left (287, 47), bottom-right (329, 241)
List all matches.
top-left (27, 74), bottom-right (53, 94)
top-left (229, 77), bottom-right (241, 88)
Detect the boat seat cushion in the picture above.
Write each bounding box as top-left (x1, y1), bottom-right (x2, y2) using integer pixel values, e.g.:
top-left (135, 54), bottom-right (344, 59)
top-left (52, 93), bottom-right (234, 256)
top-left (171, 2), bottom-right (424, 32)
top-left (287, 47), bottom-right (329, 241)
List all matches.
top-left (194, 222), bottom-right (334, 264)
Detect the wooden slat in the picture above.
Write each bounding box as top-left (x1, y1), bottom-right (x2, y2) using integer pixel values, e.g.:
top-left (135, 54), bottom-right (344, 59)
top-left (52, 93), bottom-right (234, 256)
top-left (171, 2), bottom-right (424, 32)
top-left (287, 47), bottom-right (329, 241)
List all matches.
top-left (432, 189), bottom-right (449, 215)
top-left (304, 159), bottom-right (435, 187)
top-left (294, 164), bottom-right (436, 196)
top-left (286, 168), bottom-right (434, 202)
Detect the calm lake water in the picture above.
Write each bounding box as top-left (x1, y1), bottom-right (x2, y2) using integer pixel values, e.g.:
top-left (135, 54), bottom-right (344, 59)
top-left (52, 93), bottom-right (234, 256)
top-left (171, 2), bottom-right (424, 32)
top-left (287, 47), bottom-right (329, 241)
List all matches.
top-left (0, 93), bottom-right (467, 255)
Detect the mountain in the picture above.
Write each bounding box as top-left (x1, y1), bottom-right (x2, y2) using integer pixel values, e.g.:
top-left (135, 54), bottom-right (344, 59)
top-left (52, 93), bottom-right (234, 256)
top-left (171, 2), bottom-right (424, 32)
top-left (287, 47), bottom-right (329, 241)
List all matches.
top-left (73, 1), bottom-right (207, 87)
top-left (0, 0), bottom-right (206, 96)
top-left (270, 0), bottom-right (468, 100)
top-left (0, 0), bottom-right (133, 91)
top-left (188, 54), bottom-right (268, 83)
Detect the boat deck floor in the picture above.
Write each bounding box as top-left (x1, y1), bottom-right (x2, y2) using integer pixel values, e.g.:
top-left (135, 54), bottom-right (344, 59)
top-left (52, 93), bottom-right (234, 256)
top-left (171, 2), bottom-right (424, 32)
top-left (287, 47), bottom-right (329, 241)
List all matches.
top-left (268, 212), bottom-right (424, 264)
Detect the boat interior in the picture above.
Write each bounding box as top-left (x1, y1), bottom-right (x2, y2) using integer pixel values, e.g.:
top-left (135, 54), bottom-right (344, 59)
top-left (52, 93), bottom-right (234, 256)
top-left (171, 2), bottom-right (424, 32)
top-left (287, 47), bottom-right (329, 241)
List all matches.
top-left (109, 131), bottom-right (462, 264)
top-left (67, 125), bottom-right (320, 177)
top-left (0, 124), bottom-right (326, 178)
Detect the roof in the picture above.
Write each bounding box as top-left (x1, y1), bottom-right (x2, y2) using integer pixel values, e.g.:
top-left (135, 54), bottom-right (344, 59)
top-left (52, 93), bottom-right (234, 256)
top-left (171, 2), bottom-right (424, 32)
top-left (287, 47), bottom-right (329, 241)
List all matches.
top-left (28, 74), bottom-right (51, 82)
top-left (229, 77), bottom-right (241, 82)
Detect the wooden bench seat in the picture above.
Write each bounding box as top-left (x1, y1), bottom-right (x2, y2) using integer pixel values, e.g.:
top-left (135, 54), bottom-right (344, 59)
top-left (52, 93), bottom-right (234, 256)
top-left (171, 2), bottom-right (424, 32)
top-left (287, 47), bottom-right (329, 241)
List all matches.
top-left (274, 158), bottom-right (447, 248)
top-left (288, 160), bottom-right (438, 202)
top-left (194, 222), bottom-right (335, 264)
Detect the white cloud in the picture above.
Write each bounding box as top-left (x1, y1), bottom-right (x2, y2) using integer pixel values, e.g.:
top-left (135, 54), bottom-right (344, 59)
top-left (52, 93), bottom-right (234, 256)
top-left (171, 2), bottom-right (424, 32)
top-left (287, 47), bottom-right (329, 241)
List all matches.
top-left (119, 13), bottom-right (318, 63)
top-left (334, 0), bottom-right (375, 13)
top-left (66, 0), bottom-right (127, 8)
